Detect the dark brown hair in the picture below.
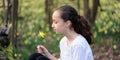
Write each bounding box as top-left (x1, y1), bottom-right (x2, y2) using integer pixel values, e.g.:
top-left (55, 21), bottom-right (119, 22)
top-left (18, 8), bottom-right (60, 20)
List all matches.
top-left (56, 5), bottom-right (93, 44)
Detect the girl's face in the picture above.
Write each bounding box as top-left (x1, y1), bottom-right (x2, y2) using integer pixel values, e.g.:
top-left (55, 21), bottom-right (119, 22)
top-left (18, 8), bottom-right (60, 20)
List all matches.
top-left (52, 11), bottom-right (69, 34)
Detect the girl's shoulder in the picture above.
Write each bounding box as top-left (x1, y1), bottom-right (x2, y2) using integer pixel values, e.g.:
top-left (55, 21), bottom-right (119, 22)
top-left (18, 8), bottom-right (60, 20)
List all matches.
top-left (60, 36), bottom-right (67, 44)
top-left (74, 35), bottom-right (86, 43)
top-left (71, 34), bottom-right (89, 47)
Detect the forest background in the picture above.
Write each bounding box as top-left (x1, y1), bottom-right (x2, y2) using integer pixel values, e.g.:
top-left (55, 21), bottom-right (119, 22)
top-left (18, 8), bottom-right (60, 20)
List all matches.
top-left (0, 0), bottom-right (120, 60)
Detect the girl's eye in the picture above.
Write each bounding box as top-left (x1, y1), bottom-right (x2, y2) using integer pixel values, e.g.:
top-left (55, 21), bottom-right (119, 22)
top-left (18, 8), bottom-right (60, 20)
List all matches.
top-left (54, 21), bottom-right (58, 24)
top-left (55, 22), bottom-right (57, 24)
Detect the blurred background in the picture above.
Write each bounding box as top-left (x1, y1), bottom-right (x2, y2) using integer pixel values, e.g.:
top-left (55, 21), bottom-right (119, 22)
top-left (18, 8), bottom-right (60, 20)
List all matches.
top-left (0, 0), bottom-right (120, 60)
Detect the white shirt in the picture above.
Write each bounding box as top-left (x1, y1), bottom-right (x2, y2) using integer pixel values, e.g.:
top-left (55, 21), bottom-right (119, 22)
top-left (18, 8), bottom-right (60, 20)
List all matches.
top-left (58, 34), bottom-right (94, 60)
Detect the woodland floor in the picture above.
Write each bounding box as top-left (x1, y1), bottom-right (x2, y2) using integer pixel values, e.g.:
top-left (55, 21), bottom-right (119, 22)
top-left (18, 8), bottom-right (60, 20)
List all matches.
top-left (92, 37), bottom-right (120, 60)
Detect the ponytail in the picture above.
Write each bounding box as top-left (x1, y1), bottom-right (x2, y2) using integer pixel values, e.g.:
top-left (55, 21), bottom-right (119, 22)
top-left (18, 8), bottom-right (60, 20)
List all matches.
top-left (75, 15), bottom-right (93, 44)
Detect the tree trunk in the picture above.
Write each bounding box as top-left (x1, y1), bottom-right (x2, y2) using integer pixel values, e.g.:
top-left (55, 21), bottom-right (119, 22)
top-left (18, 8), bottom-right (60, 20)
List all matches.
top-left (45, 0), bottom-right (53, 28)
top-left (3, 0), bottom-right (6, 23)
top-left (5, 0), bottom-right (12, 24)
top-left (84, 0), bottom-right (91, 21)
top-left (77, 0), bottom-right (80, 14)
top-left (11, 0), bottom-right (18, 48)
top-left (90, 0), bottom-right (100, 25)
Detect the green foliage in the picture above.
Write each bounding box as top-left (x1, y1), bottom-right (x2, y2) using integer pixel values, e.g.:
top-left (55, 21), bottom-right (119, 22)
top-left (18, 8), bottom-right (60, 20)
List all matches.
top-left (18, 0), bottom-right (63, 56)
top-left (0, 43), bottom-right (14, 60)
top-left (94, 0), bottom-right (120, 43)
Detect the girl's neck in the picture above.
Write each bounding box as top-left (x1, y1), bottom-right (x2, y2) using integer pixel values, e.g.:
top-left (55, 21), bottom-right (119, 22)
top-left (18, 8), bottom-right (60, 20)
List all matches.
top-left (63, 30), bottom-right (79, 44)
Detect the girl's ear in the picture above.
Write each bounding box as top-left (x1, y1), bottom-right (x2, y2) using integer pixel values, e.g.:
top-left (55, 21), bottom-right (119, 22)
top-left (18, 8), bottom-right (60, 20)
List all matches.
top-left (65, 20), bottom-right (71, 27)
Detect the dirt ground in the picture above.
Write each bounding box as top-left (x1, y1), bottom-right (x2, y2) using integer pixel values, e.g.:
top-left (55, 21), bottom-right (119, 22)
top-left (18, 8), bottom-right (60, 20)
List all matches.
top-left (92, 39), bottom-right (120, 60)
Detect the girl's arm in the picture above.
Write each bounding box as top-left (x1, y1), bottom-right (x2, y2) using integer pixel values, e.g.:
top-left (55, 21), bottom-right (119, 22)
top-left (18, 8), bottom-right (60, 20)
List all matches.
top-left (37, 45), bottom-right (58, 60)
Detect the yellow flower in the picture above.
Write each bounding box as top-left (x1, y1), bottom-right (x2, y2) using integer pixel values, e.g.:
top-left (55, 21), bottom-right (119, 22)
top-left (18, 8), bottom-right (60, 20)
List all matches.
top-left (113, 45), bottom-right (117, 49)
top-left (14, 53), bottom-right (17, 57)
top-left (38, 31), bottom-right (45, 38)
top-left (24, 39), bottom-right (30, 45)
top-left (18, 54), bottom-right (21, 57)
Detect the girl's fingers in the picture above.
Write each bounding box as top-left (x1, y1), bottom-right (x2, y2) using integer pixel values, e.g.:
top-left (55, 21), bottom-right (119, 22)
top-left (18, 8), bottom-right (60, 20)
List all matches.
top-left (37, 45), bottom-right (42, 49)
top-left (37, 45), bottom-right (48, 54)
top-left (37, 45), bottom-right (44, 53)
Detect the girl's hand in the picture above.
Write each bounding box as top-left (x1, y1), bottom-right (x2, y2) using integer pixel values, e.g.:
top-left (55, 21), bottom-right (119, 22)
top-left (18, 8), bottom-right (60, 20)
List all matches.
top-left (37, 45), bottom-right (49, 55)
top-left (37, 45), bottom-right (58, 60)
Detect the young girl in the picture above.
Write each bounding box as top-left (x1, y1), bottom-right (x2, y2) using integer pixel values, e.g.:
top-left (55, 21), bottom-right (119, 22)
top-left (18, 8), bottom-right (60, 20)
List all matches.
top-left (28, 5), bottom-right (94, 60)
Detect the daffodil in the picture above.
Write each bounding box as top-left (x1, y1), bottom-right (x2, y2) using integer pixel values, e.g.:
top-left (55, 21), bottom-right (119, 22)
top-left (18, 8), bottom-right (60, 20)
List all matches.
top-left (38, 31), bottom-right (45, 38)
top-left (18, 54), bottom-right (21, 57)
top-left (113, 44), bottom-right (117, 49)
top-left (24, 39), bottom-right (30, 45)
top-left (14, 53), bottom-right (17, 57)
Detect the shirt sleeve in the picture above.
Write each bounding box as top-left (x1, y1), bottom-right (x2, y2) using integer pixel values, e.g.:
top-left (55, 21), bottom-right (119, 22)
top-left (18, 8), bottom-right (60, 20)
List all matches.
top-left (72, 45), bottom-right (86, 60)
